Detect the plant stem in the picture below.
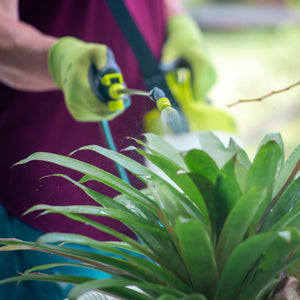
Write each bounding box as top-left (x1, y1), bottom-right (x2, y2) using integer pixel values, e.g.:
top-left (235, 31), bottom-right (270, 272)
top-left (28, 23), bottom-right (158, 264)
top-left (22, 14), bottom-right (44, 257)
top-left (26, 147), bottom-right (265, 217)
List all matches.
top-left (257, 158), bottom-right (300, 232)
top-left (227, 80), bottom-right (300, 108)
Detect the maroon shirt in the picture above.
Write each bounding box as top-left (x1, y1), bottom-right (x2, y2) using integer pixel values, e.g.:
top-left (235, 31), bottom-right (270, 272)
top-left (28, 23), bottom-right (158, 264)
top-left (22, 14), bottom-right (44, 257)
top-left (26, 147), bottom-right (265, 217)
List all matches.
top-left (0, 0), bottom-right (166, 240)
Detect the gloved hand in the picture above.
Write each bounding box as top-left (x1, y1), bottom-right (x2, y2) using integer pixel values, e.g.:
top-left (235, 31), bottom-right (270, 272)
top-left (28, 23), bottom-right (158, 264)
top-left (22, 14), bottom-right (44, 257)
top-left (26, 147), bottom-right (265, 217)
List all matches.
top-left (161, 15), bottom-right (217, 99)
top-left (48, 37), bottom-right (130, 122)
top-left (144, 16), bottom-right (236, 136)
top-left (144, 68), bottom-right (237, 135)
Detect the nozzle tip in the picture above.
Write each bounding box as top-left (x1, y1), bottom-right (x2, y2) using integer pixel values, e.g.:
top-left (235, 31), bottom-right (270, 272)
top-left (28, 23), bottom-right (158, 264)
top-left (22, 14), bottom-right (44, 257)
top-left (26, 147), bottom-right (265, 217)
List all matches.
top-left (149, 87), bottom-right (166, 102)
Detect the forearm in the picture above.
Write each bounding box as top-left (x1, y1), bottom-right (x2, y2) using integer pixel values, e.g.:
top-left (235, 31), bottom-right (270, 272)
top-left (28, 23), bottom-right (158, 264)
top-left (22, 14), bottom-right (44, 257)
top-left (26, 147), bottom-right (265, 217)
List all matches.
top-left (0, 10), bottom-right (57, 91)
top-left (163, 0), bottom-right (187, 19)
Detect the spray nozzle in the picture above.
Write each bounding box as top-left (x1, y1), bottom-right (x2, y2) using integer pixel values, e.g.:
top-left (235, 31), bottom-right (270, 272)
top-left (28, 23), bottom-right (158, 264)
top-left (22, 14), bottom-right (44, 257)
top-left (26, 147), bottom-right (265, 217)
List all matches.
top-left (148, 87), bottom-right (186, 134)
top-left (149, 87), bottom-right (172, 112)
top-left (108, 84), bottom-right (185, 134)
top-left (89, 65), bottom-right (188, 134)
top-left (108, 85), bottom-right (172, 113)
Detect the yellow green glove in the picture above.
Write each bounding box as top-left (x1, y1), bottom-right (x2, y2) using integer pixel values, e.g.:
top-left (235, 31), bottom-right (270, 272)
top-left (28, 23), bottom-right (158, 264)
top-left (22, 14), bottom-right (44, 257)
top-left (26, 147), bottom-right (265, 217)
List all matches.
top-left (144, 15), bottom-right (236, 136)
top-left (161, 15), bottom-right (217, 99)
top-left (144, 68), bottom-right (237, 135)
top-left (48, 37), bottom-right (129, 122)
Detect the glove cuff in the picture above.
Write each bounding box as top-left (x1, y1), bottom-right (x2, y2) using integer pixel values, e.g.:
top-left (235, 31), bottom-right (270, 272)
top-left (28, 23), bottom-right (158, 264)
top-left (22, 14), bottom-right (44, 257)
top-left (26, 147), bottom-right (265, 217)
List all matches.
top-left (48, 36), bottom-right (85, 88)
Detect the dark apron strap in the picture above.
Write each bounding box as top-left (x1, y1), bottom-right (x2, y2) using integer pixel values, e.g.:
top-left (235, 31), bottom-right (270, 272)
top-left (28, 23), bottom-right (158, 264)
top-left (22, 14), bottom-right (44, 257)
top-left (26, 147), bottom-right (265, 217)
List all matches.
top-left (104, 0), bottom-right (189, 133)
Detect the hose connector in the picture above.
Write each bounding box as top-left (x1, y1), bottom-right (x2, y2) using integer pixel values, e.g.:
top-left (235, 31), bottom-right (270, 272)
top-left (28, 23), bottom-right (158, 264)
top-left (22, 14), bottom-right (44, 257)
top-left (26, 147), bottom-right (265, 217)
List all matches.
top-left (108, 83), bottom-right (124, 100)
top-left (149, 87), bottom-right (172, 112)
top-left (156, 97), bottom-right (172, 112)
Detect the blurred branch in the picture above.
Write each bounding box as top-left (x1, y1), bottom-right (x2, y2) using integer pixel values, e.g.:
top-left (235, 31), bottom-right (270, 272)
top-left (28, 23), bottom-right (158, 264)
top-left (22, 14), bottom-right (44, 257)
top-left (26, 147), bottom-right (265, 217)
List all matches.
top-left (227, 80), bottom-right (300, 108)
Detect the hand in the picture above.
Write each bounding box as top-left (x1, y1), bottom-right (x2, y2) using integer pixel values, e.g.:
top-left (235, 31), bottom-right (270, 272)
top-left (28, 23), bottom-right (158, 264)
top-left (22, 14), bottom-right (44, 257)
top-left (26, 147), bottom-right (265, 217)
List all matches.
top-left (151, 15), bottom-right (236, 135)
top-left (48, 37), bottom-right (129, 122)
top-left (161, 15), bottom-right (217, 99)
top-left (144, 68), bottom-right (237, 135)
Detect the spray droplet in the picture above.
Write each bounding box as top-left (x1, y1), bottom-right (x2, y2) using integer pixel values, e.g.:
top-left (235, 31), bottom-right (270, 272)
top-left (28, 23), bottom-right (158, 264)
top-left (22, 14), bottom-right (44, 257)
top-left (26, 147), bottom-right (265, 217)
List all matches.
top-left (161, 107), bottom-right (186, 134)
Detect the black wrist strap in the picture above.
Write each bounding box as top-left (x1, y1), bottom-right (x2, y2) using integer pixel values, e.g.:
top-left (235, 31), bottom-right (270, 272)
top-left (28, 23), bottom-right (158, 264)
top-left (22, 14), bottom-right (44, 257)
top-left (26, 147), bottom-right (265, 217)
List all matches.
top-left (104, 0), bottom-right (189, 132)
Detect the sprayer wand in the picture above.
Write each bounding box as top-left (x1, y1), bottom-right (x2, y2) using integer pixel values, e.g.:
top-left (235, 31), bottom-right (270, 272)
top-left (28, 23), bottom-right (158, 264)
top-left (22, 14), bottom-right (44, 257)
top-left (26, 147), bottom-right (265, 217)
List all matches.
top-left (108, 83), bottom-right (186, 135)
top-left (109, 83), bottom-right (172, 112)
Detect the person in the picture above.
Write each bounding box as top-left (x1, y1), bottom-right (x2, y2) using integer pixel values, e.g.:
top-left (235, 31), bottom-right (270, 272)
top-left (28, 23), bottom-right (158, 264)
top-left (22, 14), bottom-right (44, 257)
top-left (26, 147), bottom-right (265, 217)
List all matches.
top-left (0, 0), bottom-right (218, 298)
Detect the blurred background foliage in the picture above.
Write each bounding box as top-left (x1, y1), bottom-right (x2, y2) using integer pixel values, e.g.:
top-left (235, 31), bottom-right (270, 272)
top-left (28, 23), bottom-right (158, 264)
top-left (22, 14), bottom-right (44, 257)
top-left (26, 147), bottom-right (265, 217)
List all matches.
top-left (183, 0), bottom-right (300, 159)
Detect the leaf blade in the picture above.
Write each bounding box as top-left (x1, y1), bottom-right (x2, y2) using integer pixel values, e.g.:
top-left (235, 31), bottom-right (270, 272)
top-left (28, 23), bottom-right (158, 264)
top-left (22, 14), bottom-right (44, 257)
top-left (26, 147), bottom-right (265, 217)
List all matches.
top-left (215, 186), bottom-right (268, 273)
top-left (175, 217), bottom-right (218, 298)
top-left (214, 232), bottom-right (277, 300)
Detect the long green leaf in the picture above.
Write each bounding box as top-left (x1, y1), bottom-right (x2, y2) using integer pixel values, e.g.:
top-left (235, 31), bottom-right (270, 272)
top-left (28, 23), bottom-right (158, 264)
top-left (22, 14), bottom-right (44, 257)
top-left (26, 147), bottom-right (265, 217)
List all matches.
top-left (149, 179), bottom-right (194, 229)
top-left (197, 132), bottom-right (227, 168)
top-left (25, 204), bottom-right (161, 230)
top-left (45, 210), bottom-right (159, 263)
top-left (0, 239), bottom-right (126, 278)
top-left (255, 278), bottom-right (279, 300)
top-left (215, 186), bottom-right (268, 273)
top-left (284, 247), bottom-right (300, 277)
top-left (259, 227), bottom-right (300, 271)
top-left (134, 137), bottom-right (209, 218)
top-left (184, 295), bottom-right (207, 300)
top-left (185, 173), bottom-right (214, 237)
top-left (184, 149), bottom-right (219, 183)
top-left (35, 233), bottom-right (190, 292)
top-left (175, 217), bottom-right (218, 298)
top-left (234, 159), bottom-right (249, 193)
top-left (143, 133), bottom-right (187, 170)
top-left (244, 141), bottom-right (282, 234)
top-left (0, 274), bottom-right (91, 285)
top-left (53, 212), bottom-right (189, 283)
top-left (68, 278), bottom-right (186, 300)
top-left (213, 155), bottom-right (242, 236)
top-left (48, 173), bottom-right (159, 218)
top-left (158, 295), bottom-right (207, 300)
top-left (132, 226), bottom-right (190, 285)
top-left (14, 152), bottom-right (153, 206)
top-left (0, 237), bottom-right (162, 283)
top-left (36, 233), bottom-right (138, 255)
top-left (214, 233), bottom-right (277, 300)
top-left (23, 262), bottom-right (98, 276)
top-left (110, 137), bottom-right (208, 224)
top-left (72, 144), bottom-right (150, 183)
top-left (273, 143), bottom-right (300, 197)
top-left (260, 176), bottom-right (300, 232)
top-left (225, 137), bottom-right (251, 168)
top-left (245, 141), bottom-right (282, 194)
top-left (148, 179), bottom-right (209, 282)
top-left (259, 132), bottom-right (284, 178)
top-left (271, 201), bottom-right (300, 231)
top-left (238, 229), bottom-right (300, 297)
top-left (27, 204), bottom-right (171, 255)
top-left (137, 148), bottom-right (208, 220)
top-left (237, 243), bottom-right (300, 300)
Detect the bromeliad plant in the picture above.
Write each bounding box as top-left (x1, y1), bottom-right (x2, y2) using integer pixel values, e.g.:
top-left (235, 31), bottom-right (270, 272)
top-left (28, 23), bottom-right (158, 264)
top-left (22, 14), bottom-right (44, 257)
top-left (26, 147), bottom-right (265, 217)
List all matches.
top-left (1, 132), bottom-right (300, 300)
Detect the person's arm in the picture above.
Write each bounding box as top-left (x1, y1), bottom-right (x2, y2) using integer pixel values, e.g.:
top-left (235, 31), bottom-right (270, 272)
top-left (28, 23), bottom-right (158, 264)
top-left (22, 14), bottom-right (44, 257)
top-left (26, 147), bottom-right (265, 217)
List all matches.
top-left (0, 0), bottom-right (57, 91)
top-left (0, 0), bottom-right (129, 122)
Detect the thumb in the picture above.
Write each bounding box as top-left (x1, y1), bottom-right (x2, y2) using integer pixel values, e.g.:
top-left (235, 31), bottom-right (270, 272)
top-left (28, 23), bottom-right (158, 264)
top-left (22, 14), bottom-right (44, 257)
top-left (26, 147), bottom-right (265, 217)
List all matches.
top-left (161, 40), bottom-right (180, 64)
top-left (192, 60), bottom-right (217, 99)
